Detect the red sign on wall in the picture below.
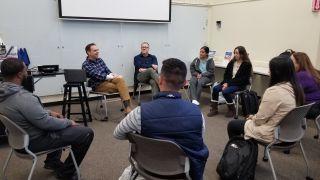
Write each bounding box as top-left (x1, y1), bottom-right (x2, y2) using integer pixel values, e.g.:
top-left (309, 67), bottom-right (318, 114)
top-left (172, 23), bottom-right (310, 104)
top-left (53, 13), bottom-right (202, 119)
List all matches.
top-left (313, 0), bottom-right (320, 11)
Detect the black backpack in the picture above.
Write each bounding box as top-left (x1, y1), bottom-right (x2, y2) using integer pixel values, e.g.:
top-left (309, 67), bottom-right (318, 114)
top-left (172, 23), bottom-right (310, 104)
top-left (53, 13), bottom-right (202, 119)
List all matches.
top-left (240, 90), bottom-right (259, 117)
top-left (216, 137), bottom-right (258, 180)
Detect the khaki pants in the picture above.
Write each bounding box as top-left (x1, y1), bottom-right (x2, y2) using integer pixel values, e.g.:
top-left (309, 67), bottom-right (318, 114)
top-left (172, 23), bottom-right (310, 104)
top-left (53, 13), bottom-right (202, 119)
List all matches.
top-left (137, 68), bottom-right (159, 96)
top-left (95, 77), bottom-right (130, 102)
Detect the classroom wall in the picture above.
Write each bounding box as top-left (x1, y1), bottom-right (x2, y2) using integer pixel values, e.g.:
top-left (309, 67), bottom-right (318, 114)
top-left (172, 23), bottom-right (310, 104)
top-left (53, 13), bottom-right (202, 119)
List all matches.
top-left (207, 0), bottom-right (320, 69)
top-left (0, 0), bottom-right (209, 96)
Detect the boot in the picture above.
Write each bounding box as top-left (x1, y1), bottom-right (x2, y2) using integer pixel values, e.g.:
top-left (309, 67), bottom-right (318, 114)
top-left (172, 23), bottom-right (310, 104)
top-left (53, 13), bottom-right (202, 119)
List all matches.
top-left (225, 103), bottom-right (236, 118)
top-left (207, 102), bottom-right (218, 117)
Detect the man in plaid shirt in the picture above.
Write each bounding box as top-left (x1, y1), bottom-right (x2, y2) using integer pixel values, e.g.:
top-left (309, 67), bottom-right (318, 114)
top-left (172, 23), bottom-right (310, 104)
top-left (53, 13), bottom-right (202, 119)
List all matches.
top-left (82, 43), bottom-right (132, 114)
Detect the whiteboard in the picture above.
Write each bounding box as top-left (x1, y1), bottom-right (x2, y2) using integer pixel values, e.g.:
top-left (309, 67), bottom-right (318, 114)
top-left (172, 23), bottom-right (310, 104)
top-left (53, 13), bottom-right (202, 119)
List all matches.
top-left (0, 0), bottom-right (208, 96)
top-left (59, 0), bottom-right (171, 22)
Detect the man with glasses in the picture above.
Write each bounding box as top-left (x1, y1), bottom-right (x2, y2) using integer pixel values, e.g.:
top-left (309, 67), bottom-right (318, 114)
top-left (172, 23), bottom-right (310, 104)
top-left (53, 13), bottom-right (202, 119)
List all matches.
top-left (134, 42), bottom-right (159, 96)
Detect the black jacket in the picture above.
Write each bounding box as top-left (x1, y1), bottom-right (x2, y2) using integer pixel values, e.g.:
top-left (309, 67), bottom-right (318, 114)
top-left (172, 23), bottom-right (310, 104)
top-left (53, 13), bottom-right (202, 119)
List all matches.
top-left (222, 59), bottom-right (252, 87)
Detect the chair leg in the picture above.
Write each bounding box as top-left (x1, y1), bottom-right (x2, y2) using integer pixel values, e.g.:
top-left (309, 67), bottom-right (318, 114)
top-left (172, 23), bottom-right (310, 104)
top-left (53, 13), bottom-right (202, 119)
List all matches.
top-left (138, 84), bottom-right (142, 105)
top-left (183, 88), bottom-right (190, 101)
top-left (2, 148), bottom-right (13, 179)
top-left (69, 148), bottom-right (81, 180)
top-left (299, 141), bottom-right (312, 179)
top-left (67, 86), bottom-right (72, 119)
top-left (266, 147), bottom-right (277, 180)
top-left (62, 85), bottom-right (68, 117)
top-left (235, 94), bottom-right (239, 119)
top-left (103, 95), bottom-right (108, 120)
top-left (263, 146), bottom-right (269, 161)
top-left (28, 156), bottom-right (38, 180)
top-left (209, 85), bottom-right (213, 102)
top-left (314, 119), bottom-right (320, 139)
top-left (78, 86), bottom-right (88, 126)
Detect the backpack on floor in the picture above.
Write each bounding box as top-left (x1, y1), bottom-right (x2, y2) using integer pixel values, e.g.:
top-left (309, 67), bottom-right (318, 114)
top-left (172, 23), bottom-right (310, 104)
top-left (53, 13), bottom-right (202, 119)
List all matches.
top-left (240, 90), bottom-right (259, 117)
top-left (216, 136), bottom-right (258, 180)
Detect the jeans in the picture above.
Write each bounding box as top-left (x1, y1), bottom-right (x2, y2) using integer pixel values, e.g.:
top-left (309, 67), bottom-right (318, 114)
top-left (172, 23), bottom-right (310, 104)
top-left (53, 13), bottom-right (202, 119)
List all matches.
top-left (212, 84), bottom-right (242, 103)
top-left (28, 126), bottom-right (94, 176)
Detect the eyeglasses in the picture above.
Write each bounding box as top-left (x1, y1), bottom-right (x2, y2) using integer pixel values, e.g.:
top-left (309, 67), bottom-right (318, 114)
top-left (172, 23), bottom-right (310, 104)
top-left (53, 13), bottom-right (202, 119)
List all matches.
top-left (141, 46), bottom-right (149, 49)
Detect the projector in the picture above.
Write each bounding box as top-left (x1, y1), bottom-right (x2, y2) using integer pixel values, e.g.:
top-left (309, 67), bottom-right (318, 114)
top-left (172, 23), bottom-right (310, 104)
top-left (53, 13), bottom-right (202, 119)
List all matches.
top-left (38, 65), bottom-right (59, 74)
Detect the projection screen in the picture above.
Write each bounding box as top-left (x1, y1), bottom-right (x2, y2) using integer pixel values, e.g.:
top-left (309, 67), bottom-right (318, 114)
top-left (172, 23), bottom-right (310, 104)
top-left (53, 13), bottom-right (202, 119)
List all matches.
top-left (58, 0), bottom-right (171, 22)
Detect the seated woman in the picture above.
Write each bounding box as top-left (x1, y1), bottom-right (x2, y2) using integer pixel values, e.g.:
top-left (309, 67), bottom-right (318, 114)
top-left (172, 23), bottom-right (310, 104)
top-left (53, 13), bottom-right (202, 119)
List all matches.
top-left (227, 56), bottom-right (304, 143)
top-left (291, 52), bottom-right (320, 119)
top-left (189, 46), bottom-right (215, 105)
top-left (207, 46), bottom-right (252, 117)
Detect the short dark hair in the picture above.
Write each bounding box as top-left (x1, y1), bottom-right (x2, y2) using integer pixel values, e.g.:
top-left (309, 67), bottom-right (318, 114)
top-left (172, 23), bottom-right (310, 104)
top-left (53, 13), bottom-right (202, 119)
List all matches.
top-left (160, 58), bottom-right (187, 90)
top-left (201, 46), bottom-right (209, 54)
top-left (269, 56), bottom-right (304, 106)
top-left (1, 58), bottom-right (25, 79)
top-left (85, 43), bottom-right (96, 55)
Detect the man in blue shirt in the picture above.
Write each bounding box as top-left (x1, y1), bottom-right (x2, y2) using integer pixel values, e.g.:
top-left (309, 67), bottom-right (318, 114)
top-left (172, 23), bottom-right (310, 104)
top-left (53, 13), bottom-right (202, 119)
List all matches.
top-left (82, 43), bottom-right (132, 114)
top-left (134, 42), bottom-right (159, 96)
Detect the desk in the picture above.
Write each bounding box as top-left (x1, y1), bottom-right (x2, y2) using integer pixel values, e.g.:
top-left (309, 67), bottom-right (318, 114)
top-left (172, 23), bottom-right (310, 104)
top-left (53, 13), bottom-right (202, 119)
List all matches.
top-left (214, 61), bottom-right (269, 76)
top-left (31, 70), bottom-right (65, 84)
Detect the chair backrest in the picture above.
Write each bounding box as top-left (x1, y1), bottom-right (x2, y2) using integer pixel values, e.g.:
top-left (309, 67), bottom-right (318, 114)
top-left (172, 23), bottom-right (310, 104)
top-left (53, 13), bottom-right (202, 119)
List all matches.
top-left (0, 114), bottom-right (29, 149)
top-left (64, 69), bottom-right (87, 83)
top-left (275, 103), bottom-right (314, 142)
top-left (128, 133), bottom-right (190, 176)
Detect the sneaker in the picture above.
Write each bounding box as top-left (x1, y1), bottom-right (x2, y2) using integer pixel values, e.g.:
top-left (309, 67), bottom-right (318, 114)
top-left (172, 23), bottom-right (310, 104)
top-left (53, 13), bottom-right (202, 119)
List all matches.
top-left (192, 100), bottom-right (200, 106)
top-left (44, 160), bottom-right (64, 171)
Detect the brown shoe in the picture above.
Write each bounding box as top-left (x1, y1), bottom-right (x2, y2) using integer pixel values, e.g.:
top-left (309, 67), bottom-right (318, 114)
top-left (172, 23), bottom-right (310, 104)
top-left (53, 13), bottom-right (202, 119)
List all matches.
top-left (207, 102), bottom-right (218, 117)
top-left (124, 107), bottom-right (132, 115)
top-left (225, 104), bottom-right (236, 118)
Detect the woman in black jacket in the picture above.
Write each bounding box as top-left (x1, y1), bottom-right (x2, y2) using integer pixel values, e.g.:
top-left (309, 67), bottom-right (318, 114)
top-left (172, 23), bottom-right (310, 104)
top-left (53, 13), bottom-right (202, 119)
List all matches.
top-left (207, 46), bottom-right (252, 117)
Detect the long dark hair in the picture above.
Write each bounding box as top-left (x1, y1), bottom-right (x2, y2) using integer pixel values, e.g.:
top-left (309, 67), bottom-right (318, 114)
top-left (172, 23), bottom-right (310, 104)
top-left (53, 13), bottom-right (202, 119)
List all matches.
top-left (233, 46), bottom-right (250, 62)
top-left (269, 56), bottom-right (305, 106)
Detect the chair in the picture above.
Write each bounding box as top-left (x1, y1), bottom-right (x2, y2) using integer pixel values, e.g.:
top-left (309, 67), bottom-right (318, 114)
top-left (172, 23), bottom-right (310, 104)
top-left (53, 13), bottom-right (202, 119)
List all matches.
top-left (0, 114), bottom-right (80, 180)
top-left (87, 90), bottom-right (123, 121)
top-left (256, 103), bottom-right (314, 180)
top-left (313, 115), bottom-right (320, 139)
top-left (127, 133), bottom-right (191, 180)
top-left (62, 69), bottom-right (92, 126)
top-left (203, 82), bottom-right (214, 102)
top-left (133, 67), bottom-right (153, 105)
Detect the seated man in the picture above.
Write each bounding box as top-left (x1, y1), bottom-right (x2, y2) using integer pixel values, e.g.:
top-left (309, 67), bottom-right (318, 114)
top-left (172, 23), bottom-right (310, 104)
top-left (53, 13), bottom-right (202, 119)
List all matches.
top-left (82, 43), bottom-right (132, 114)
top-left (134, 42), bottom-right (159, 96)
top-left (114, 58), bottom-right (209, 180)
top-left (0, 58), bottom-right (94, 180)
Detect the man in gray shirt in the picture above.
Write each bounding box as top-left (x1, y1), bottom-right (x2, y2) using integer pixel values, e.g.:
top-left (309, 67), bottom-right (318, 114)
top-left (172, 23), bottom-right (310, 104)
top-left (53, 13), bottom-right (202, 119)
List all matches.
top-left (0, 58), bottom-right (94, 180)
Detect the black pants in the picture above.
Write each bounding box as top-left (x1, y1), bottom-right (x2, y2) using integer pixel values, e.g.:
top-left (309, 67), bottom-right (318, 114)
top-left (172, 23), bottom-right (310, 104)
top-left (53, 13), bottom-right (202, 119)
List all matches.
top-left (306, 101), bottom-right (320, 119)
top-left (28, 126), bottom-right (94, 176)
top-left (227, 119), bottom-right (246, 139)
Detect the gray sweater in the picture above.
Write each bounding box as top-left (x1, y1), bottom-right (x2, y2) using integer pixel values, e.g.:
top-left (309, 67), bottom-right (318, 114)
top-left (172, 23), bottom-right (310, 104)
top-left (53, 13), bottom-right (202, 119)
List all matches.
top-left (190, 57), bottom-right (215, 80)
top-left (0, 82), bottom-right (72, 140)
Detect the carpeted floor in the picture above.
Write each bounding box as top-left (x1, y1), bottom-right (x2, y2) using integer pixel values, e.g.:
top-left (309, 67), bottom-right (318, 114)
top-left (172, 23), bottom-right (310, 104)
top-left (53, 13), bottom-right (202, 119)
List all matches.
top-left (0, 91), bottom-right (319, 180)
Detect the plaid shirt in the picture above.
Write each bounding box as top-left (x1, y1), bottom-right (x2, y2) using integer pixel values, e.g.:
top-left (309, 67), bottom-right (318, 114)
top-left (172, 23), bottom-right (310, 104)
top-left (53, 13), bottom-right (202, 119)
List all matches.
top-left (82, 58), bottom-right (112, 90)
